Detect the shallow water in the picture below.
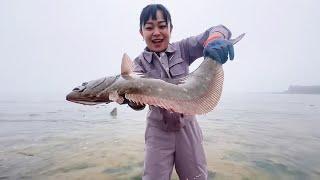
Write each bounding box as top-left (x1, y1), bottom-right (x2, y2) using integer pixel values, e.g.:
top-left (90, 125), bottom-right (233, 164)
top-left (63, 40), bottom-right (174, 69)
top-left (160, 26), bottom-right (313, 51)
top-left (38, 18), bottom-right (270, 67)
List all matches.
top-left (0, 93), bottom-right (319, 179)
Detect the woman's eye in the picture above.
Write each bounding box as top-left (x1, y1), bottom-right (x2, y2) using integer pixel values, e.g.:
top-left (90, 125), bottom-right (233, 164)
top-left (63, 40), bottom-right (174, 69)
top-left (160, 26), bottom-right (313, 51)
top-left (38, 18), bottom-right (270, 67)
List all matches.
top-left (145, 26), bottom-right (153, 30)
top-left (159, 25), bottom-right (167, 29)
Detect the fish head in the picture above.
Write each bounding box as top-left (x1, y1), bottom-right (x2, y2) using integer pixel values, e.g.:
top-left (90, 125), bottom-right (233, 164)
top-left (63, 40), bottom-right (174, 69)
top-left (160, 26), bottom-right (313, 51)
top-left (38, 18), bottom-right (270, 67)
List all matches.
top-left (66, 76), bottom-right (118, 105)
top-left (66, 53), bottom-right (134, 105)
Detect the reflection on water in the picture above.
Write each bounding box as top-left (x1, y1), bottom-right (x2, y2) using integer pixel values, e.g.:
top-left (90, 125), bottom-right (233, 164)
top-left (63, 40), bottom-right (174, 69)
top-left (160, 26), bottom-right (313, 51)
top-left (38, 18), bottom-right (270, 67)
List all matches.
top-left (0, 93), bottom-right (319, 179)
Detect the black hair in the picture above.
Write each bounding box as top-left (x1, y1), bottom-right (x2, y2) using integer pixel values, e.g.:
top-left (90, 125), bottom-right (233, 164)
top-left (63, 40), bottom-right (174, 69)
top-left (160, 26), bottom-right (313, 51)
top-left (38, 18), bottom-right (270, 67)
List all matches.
top-left (139, 4), bottom-right (173, 31)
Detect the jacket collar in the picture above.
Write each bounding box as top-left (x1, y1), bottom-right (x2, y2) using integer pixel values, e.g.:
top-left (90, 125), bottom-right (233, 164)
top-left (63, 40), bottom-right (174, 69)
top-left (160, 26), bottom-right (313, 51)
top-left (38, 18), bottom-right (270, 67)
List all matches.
top-left (142, 44), bottom-right (176, 63)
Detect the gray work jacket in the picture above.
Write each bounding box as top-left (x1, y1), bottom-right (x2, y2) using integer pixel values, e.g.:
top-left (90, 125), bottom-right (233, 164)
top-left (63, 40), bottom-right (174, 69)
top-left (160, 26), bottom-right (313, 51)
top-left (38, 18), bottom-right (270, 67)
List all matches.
top-left (133, 25), bottom-right (232, 131)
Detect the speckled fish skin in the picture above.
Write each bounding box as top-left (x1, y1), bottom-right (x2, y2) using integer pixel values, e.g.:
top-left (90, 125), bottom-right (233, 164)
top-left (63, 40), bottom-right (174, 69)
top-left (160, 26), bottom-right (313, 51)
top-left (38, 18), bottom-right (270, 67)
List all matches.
top-left (66, 59), bottom-right (220, 115)
top-left (66, 34), bottom-right (244, 115)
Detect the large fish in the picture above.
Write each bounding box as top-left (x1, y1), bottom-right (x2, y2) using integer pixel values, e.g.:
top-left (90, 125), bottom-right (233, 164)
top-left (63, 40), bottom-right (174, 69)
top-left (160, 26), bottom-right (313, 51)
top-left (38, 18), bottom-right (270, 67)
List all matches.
top-left (66, 34), bottom-right (245, 115)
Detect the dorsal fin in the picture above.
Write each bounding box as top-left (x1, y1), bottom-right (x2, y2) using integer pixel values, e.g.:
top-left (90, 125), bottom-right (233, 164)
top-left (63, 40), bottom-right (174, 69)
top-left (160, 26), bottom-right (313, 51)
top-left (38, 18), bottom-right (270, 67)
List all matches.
top-left (121, 53), bottom-right (134, 75)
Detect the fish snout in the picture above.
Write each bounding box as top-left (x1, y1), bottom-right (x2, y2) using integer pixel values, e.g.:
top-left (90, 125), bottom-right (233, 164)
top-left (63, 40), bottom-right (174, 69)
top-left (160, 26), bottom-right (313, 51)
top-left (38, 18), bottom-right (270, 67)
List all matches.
top-left (66, 92), bottom-right (76, 101)
top-left (66, 84), bottom-right (86, 102)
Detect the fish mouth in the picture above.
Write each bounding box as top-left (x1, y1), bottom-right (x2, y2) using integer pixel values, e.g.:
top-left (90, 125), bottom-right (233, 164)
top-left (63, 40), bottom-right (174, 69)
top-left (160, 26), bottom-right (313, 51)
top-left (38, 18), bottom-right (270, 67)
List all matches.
top-left (66, 92), bottom-right (111, 105)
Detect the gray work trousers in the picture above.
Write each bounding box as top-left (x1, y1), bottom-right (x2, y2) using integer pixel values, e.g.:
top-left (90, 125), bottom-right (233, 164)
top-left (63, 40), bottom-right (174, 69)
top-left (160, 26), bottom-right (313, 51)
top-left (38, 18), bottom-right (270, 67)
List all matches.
top-left (142, 119), bottom-right (208, 180)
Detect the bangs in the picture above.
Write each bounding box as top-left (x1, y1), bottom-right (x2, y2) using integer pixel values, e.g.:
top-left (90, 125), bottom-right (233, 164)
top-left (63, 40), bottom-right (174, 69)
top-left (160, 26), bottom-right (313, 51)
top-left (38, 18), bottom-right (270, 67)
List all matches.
top-left (140, 4), bottom-right (172, 30)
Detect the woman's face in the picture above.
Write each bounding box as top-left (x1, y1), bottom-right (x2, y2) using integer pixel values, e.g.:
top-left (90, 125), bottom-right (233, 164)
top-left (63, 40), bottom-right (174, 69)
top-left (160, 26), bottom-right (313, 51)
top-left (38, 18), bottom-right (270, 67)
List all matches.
top-left (140, 10), bottom-right (171, 52)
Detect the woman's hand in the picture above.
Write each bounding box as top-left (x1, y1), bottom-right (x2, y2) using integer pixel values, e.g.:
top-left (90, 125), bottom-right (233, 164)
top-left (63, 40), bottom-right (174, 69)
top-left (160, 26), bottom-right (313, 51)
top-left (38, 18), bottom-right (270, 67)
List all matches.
top-left (109, 91), bottom-right (145, 110)
top-left (109, 91), bottom-right (125, 104)
top-left (203, 39), bottom-right (234, 64)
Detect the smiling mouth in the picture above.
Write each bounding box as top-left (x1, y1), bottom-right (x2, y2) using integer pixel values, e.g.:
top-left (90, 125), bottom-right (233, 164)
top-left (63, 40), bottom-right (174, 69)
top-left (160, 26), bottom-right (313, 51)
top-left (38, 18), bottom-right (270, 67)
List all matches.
top-left (152, 39), bottom-right (163, 44)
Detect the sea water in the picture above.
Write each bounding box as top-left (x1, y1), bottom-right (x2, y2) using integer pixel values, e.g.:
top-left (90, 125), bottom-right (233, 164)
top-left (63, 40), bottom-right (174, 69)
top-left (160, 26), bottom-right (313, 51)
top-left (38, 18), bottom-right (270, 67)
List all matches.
top-left (0, 93), bottom-right (319, 180)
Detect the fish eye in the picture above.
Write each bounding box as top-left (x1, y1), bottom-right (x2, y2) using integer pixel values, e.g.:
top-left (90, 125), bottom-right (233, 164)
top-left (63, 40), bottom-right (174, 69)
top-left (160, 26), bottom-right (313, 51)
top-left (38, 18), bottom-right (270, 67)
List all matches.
top-left (73, 86), bottom-right (86, 92)
top-left (82, 82), bottom-right (88, 86)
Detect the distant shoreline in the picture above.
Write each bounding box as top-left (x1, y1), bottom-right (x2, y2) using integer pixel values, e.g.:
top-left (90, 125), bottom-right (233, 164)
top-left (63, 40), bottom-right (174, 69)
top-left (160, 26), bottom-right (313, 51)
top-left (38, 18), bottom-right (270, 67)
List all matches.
top-left (281, 85), bottom-right (320, 94)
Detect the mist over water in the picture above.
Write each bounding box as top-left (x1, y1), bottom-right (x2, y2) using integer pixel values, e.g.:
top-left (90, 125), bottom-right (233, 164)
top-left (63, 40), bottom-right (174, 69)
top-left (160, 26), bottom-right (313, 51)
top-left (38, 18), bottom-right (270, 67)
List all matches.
top-left (0, 93), bottom-right (319, 179)
top-left (1, 0), bottom-right (320, 94)
top-left (1, 1), bottom-right (320, 179)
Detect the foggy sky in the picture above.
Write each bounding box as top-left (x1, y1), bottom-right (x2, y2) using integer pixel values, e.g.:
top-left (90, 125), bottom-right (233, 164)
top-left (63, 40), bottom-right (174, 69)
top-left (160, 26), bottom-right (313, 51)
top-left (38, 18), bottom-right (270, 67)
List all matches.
top-left (0, 0), bottom-right (319, 98)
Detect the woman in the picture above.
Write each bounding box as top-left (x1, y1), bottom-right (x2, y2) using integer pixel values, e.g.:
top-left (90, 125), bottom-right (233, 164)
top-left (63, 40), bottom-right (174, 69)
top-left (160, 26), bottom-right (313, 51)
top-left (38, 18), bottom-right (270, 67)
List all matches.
top-left (124, 4), bottom-right (234, 180)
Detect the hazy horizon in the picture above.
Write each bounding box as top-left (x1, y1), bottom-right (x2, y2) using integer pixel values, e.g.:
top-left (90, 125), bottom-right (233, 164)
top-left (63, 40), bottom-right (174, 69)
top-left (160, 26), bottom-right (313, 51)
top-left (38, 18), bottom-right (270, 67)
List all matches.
top-left (1, 0), bottom-right (319, 98)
